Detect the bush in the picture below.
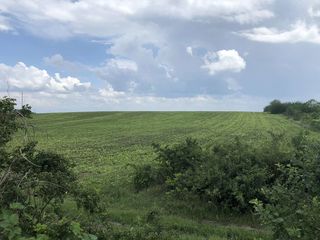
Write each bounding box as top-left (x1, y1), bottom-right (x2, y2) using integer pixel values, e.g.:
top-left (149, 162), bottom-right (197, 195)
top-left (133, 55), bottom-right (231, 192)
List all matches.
top-left (0, 97), bottom-right (99, 239)
top-left (133, 133), bottom-right (295, 212)
top-left (110, 210), bottom-right (170, 240)
top-left (133, 164), bottom-right (164, 192)
top-left (134, 131), bottom-right (320, 238)
top-left (251, 133), bottom-right (320, 240)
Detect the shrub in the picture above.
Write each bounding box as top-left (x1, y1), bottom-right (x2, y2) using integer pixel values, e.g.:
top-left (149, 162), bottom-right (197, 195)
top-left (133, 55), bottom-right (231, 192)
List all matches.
top-left (0, 97), bottom-right (99, 239)
top-left (110, 210), bottom-right (170, 240)
top-left (251, 133), bottom-right (320, 240)
top-left (133, 133), bottom-right (295, 212)
top-left (133, 131), bottom-right (320, 238)
top-left (133, 164), bottom-right (164, 192)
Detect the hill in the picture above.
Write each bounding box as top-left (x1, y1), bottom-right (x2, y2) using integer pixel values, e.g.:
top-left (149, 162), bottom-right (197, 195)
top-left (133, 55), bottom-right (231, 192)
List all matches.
top-left (19, 112), bottom-right (315, 239)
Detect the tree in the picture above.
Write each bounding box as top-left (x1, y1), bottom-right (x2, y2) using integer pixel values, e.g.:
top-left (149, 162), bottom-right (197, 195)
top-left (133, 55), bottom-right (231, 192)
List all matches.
top-left (264, 100), bottom-right (287, 114)
top-left (0, 97), bottom-right (98, 239)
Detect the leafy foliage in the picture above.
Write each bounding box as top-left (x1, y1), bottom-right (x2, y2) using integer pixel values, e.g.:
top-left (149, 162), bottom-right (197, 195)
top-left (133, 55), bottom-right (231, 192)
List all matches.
top-left (133, 164), bottom-right (164, 192)
top-left (133, 133), bottom-right (296, 212)
top-left (133, 130), bottom-right (320, 239)
top-left (251, 133), bottom-right (320, 240)
top-left (0, 97), bottom-right (32, 144)
top-left (0, 97), bottom-right (99, 239)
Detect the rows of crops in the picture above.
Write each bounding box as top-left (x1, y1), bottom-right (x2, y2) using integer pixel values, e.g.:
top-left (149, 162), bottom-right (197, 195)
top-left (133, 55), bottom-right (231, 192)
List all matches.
top-left (29, 112), bottom-right (303, 179)
top-left (21, 112), bottom-right (313, 239)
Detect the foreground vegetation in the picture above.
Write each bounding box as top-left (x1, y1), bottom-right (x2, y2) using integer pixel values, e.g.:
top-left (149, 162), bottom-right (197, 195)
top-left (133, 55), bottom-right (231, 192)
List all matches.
top-left (3, 98), bottom-right (320, 239)
top-left (135, 132), bottom-right (320, 239)
top-left (0, 98), bottom-right (101, 239)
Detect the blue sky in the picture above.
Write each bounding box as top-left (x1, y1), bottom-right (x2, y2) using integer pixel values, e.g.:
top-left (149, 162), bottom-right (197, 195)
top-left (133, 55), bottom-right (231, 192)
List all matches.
top-left (1, 0), bottom-right (320, 112)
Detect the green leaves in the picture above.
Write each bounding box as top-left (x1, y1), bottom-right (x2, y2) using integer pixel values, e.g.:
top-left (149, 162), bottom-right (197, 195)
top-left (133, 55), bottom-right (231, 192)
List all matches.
top-left (0, 97), bottom-right (33, 147)
top-left (10, 202), bottom-right (25, 210)
top-left (253, 136), bottom-right (320, 239)
top-left (0, 211), bottom-right (22, 240)
top-left (134, 133), bottom-right (294, 212)
top-left (0, 97), bottom-right (98, 239)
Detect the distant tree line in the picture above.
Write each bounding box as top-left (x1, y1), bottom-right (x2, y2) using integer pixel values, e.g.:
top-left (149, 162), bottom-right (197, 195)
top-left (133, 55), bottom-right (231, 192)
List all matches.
top-left (264, 99), bottom-right (320, 130)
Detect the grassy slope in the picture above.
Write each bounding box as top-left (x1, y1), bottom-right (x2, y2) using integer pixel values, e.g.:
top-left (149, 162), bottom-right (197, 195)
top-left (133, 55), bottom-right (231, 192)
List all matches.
top-left (20, 112), bottom-right (314, 239)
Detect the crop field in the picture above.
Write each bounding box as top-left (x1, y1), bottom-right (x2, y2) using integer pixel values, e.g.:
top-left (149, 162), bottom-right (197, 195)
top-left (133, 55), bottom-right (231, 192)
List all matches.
top-left (17, 112), bottom-right (316, 239)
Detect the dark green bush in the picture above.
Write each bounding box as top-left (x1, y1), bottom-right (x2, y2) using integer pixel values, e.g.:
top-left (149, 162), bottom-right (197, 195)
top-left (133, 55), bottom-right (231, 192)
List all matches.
top-left (134, 131), bottom-right (320, 238)
top-left (0, 97), bottom-right (99, 239)
top-left (153, 138), bottom-right (206, 177)
top-left (133, 164), bottom-right (164, 192)
top-left (133, 134), bottom-right (295, 212)
top-left (252, 133), bottom-right (320, 240)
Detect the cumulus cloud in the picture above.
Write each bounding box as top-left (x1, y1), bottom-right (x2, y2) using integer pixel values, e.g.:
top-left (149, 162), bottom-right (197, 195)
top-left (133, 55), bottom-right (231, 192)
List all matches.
top-left (144, 0), bottom-right (274, 23)
top-left (92, 57), bottom-right (140, 92)
top-left (186, 46), bottom-right (193, 56)
top-left (201, 50), bottom-right (246, 75)
top-left (309, 5), bottom-right (320, 18)
top-left (223, 8), bottom-right (273, 24)
top-left (3, 0), bottom-right (320, 113)
top-left (0, 15), bottom-right (12, 31)
top-left (0, 62), bottom-right (91, 93)
top-left (106, 58), bottom-right (138, 72)
top-left (43, 54), bottom-right (82, 72)
top-left (99, 84), bottom-right (125, 98)
top-left (239, 21), bottom-right (320, 44)
top-left (0, 0), bottom-right (274, 104)
top-left (0, 0), bottom-right (274, 39)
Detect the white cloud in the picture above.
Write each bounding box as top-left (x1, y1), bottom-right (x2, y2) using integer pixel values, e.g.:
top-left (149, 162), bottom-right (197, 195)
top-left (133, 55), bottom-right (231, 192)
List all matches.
top-left (43, 54), bottom-right (91, 76)
top-left (92, 57), bottom-right (139, 92)
top-left (137, 0), bottom-right (274, 24)
top-left (158, 63), bottom-right (178, 81)
top-left (0, 15), bottom-right (12, 31)
top-left (43, 54), bottom-right (80, 71)
top-left (99, 84), bottom-right (125, 98)
top-left (0, 62), bottom-right (91, 93)
top-left (90, 92), bottom-right (268, 112)
top-left (239, 21), bottom-right (320, 44)
top-left (223, 8), bottom-right (273, 24)
top-left (0, 0), bottom-right (274, 39)
top-left (52, 73), bottom-right (91, 92)
top-left (225, 78), bottom-right (242, 91)
top-left (1, 89), bottom-right (268, 112)
top-left (309, 5), bottom-right (320, 18)
top-left (186, 46), bottom-right (193, 56)
top-left (201, 49), bottom-right (246, 75)
top-left (0, 0), bottom-right (271, 101)
top-left (106, 58), bottom-right (138, 72)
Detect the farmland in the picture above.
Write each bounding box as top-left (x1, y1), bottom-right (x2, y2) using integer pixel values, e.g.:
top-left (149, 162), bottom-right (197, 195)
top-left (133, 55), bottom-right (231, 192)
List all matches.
top-left (12, 111), bottom-right (314, 239)
top-left (26, 112), bottom-right (304, 186)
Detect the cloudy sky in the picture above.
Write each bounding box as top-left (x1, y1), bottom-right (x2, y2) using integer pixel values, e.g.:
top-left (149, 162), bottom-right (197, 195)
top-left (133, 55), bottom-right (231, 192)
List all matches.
top-left (1, 0), bottom-right (320, 112)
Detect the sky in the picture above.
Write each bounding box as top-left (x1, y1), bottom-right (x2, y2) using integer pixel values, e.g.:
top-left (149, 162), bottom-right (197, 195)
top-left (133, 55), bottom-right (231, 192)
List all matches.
top-left (1, 0), bottom-right (320, 112)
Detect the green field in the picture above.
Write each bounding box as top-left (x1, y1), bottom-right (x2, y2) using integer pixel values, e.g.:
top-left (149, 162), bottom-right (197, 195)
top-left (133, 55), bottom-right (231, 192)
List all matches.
top-left (19, 112), bottom-right (314, 239)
